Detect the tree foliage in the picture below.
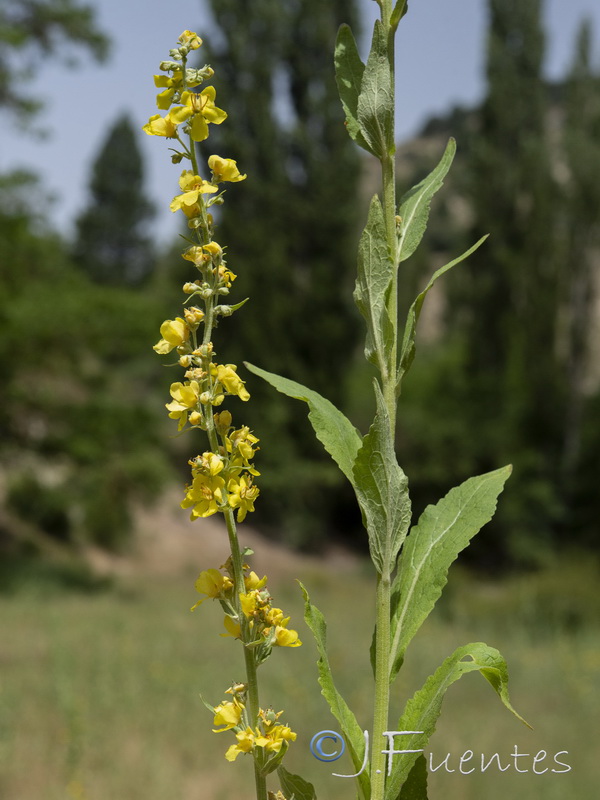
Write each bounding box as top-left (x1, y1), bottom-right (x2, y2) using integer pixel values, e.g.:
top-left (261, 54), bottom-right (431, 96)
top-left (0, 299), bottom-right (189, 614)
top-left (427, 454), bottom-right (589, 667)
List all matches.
top-left (197, 0), bottom-right (363, 545)
top-left (73, 114), bottom-right (155, 285)
top-left (0, 0), bottom-right (109, 122)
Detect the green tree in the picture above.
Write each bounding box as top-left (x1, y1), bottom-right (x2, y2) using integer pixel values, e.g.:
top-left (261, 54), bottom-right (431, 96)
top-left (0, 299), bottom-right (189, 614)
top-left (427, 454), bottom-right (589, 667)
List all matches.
top-left (560, 20), bottom-right (600, 545)
top-left (455, 0), bottom-right (563, 561)
top-left (0, 0), bottom-right (109, 123)
top-left (196, 0), bottom-right (363, 545)
top-left (73, 114), bottom-right (155, 284)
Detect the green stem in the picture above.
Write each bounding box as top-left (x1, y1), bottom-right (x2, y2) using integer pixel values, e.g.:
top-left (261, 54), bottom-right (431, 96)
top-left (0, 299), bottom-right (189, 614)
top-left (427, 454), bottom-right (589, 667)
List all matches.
top-left (223, 507), bottom-right (268, 800)
top-left (371, 4), bottom-right (397, 800)
top-left (370, 573), bottom-right (392, 800)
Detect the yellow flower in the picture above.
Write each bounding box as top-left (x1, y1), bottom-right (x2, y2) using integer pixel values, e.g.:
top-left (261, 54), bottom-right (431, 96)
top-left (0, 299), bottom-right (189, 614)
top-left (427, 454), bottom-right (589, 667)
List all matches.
top-left (179, 30), bottom-right (202, 49)
top-left (154, 70), bottom-right (183, 110)
top-left (225, 727), bottom-right (255, 761)
top-left (169, 87), bottom-right (227, 142)
top-left (265, 724), bottom-right (297, 752)
top-left (273, 626), bottom-right (302, 648)
top-left (222, 614), bottom-right (241, 639)
top-left (212, 363), bottom-right (250, 401)
top-left (244, 571), bottom-right (267, 591)
top-left (191, 568), bottom-right (233, 610)
top-left (239, 590), bottom-right (259, 619)
top-left (208, 154), bottom-right (247, 183)
top-left (170, 170), bottom-right (217, 213)
top-left (228, 475), bottom-right (259, 522)
top-left (143, 113), bottom-right (178, 138)
top-left (213, 699), bottom-right (244, 732)
top-left (195, 451), bottom-right (224, 476)
top-left (165, 380), bottom-right (200, 430)
top-left (181, 473), bottom-right (226, 518)
top-left (153, 317), bottom-right (189, 354)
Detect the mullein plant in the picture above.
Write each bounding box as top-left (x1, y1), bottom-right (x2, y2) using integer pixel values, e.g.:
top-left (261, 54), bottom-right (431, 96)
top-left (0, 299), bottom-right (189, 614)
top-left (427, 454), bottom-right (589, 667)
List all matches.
top-left (146, 6), bottom-right (529, 799)
top-left (145, 30), bottom-right (300, 800)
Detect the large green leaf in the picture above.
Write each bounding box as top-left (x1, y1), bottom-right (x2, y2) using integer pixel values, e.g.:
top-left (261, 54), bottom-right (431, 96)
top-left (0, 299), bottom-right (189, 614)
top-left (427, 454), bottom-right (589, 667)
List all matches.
top-left (384, 643), bottom-right (530, 800)
top-left (301, 583), bottom-right (370, 800)
top-left (352, 383), bottom-right (411, 576)
top-left (277, 765), bottom-right (317, 800)
top-left (396, 236), bottom-right (489, 391)
top-left (397, 138), bottom-right (455, 263)
top-left (357, 20), bottom-right (394, 160)
top-left (397, 754), bottom-right (427, 800)
top-left (334, 24), bottom-right (375, 156)
top-left (244, 364), bottom-right (362, 486)
top-left (353, 195), bottom-right (395, 375)
top-left (389, 466), bottom-right (511, 681)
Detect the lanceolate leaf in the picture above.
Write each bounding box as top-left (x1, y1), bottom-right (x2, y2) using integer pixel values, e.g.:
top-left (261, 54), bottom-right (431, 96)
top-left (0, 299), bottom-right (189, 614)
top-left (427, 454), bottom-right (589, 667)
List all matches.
top-left (357, 20), bottom-right (394, 160)
top-left (389, 466), bottom-right (511, 681)
top-left (397, 138), bottom-right (456, 263)
top-left (397, 236), bottom-right (489, 391)
top-left (354, 195), bottom-right (395, 375)
top-left (352, 383), bottom-right (411, 576)
top-left (391, 1), bottom-right (410, 31)
top-left (334, 24), bottom-right (375, 156)
top-left (244, 364), bottom-right (362, 486)
top-left (384, 643), bottom-right (530, 800)
top-left (397, 754), bottom-right (428, 800)
top-left (301, 583), bottom-right (371, 800)
top-left (278, 765), bottom-right (317, 800)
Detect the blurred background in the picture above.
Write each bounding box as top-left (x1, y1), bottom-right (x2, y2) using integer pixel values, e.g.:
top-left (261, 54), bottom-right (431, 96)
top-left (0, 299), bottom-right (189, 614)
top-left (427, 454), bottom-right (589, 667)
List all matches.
top-left (1, 1), bottom-right (599, 798)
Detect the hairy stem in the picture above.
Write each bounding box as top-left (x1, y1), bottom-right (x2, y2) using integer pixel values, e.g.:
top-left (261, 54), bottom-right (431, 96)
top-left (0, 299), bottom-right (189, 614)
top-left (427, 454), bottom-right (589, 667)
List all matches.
top-left (370, 3), bottom-right (397, 800)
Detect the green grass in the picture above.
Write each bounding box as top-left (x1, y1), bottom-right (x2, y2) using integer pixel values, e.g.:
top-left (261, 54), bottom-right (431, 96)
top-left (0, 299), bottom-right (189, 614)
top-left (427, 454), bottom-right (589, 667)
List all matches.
top-left (0, 555), bottom-right (598, 799)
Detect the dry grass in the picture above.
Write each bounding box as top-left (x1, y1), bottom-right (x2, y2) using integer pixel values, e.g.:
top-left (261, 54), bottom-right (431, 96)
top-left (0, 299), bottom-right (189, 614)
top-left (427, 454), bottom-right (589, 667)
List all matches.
top-left (1, 518), bottom-right (598, 799)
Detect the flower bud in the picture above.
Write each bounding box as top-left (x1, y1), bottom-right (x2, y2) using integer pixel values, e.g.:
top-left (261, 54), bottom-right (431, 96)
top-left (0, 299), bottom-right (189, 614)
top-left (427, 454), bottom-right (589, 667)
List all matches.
top-left (214, 410), bottom-right (232, 435)
top-left (214, 305), bottom-right (232, 317)
top-left (169, 49), bottom-right (182, 59)
top-left (189, 411), bottom-right (203, 426)
top-left (217, 287), bottom-right (230, 296)
top-left (196, 343), bottom-right (214, 358)
top-left (160, 60), bottom-right (181, 71)
top-left (199, 391), bottom-right (212, 405)
top-left (179, 354), bottom-right (192, 368)
top-left (171, 151), bottom-right (184, 164)
top-left (200, 287), bottom-right (213, 299)
top-left (183, 282), bottom-right (197, 294)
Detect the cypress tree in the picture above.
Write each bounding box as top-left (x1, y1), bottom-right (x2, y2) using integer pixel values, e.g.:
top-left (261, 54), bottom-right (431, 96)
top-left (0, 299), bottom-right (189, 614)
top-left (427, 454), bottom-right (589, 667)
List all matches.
top-left (458, 0), bottom-right (563, 560)
top-left (74, 114), bottom-right (155, 284)
top-left (197, 0), bottom-right (362, 545)
top-left (560, 20), bottom-right (600, 545)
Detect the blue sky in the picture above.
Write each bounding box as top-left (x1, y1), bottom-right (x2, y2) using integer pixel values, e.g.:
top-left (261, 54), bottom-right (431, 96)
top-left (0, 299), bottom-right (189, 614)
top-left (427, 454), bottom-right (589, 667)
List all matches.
top-left (1, 0), bottom-right (599, 242)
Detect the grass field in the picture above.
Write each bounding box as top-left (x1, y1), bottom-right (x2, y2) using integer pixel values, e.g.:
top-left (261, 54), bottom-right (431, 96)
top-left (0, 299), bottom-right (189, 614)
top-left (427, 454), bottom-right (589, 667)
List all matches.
top-left (0, 544), bottom-right (598, 800)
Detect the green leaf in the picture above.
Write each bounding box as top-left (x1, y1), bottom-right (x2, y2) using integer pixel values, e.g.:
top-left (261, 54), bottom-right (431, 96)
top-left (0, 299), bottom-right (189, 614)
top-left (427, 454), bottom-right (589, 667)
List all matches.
top-left (397, 138), bottom-right (456, 263)
top-left (244, 364), bottom-right (362, 486)
top-left (352, 383), bottom-right (411, 575)
top-left (398, 754), bottom-right (428, 800)
top-left (300, 583), bottom-right (371, 800)
top-left (354, 195), bottom-right (395, 374)
top-left (277, 765), bottom-right (317, 800)
top-left (397, 236), bottom-right (489, 390)
top-left (384, 643), bottom-right (530, 800)
top-left (357, 20), bottom-right (394, 159)
top-left (391, 1), bottom-right (410, 31)
top-left (389, 466), bottom-right (511, 681)
top-left (334, 24), bottom-right (376, 156)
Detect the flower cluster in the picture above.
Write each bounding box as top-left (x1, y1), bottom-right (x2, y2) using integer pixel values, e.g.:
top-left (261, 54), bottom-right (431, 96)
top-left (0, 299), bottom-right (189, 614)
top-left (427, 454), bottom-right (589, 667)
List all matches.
top-left (146, 30), bottom-right (298, 786)
top-left (210, 684), bottom-right (296, 773)
top-left (192, 563), bottom-right (301, 659)
top-left (146, 31), bottom-right (256, 525)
